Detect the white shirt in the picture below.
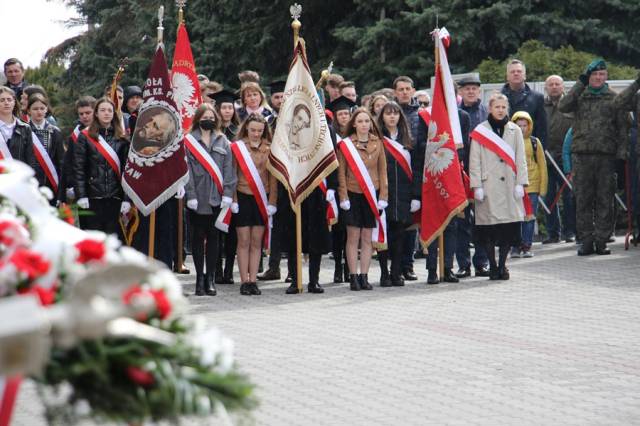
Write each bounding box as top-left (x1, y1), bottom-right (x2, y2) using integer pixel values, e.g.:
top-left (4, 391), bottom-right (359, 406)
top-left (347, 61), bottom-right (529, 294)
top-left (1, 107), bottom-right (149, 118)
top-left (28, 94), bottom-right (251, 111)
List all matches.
top-left (0, 119), bottom-right (16, 142)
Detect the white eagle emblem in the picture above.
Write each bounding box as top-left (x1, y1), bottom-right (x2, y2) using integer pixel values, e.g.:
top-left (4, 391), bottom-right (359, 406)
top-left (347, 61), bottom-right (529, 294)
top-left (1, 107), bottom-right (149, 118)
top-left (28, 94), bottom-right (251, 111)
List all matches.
top-left (425, 132), bottom-right (455, 176)
top-left (171, 72), bottom-right (197, 118)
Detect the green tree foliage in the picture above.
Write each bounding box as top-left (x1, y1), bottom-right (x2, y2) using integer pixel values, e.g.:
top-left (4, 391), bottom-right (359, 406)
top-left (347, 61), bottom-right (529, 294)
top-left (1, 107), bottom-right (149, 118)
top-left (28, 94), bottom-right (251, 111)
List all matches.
top-left (24, 60), bottom-right (73, 128)
top-left (478, 40), bottom-right (639, 83)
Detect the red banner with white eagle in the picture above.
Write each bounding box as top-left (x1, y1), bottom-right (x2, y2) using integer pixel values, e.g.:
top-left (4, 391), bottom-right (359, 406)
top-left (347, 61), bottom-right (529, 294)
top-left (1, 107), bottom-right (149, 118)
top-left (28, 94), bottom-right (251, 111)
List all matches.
top-left (171, 22), bottom-right (202, 132)
top-left (420, 28), bottom-right (468, 247)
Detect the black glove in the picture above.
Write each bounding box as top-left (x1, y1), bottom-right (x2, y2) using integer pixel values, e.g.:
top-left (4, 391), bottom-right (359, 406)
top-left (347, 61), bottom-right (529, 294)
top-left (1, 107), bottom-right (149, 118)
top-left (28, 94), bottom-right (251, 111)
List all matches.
top-left (578, 74), bottom-right (589, 86)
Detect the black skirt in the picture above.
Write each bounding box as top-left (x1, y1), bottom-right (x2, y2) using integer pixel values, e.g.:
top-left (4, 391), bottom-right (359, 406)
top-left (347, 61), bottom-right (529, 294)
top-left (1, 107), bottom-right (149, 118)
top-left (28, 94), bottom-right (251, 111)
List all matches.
top-left (235, 192), bottom-right (267, 227)
top-left (343, 191), bottom-right (377, 229)
top-left (475, 222), bottom-right (522, 247)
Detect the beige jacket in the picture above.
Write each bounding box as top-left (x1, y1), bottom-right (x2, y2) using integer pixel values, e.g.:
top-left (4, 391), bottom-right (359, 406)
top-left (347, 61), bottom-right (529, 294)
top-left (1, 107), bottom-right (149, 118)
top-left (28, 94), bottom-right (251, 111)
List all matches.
top-left (337, 134), bottom-right (388, 202)
top-left (233, 139), bottom-right (277, 205)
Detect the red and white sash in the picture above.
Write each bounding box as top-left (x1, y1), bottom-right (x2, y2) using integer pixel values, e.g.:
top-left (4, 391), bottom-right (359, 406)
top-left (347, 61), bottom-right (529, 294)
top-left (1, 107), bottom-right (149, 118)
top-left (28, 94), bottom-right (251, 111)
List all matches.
top-left (318, 178), bottom-right (338, 226)
top-left (70, 125), bottom-right (81, 143)
top-left (215, 204), bottom-right (232, 233)
top-left (418, 108), bottom-right (431, 127)
top-left (81, 129), bottom-right (121, 178)
top-left (184, 134), bottom-right (224, 194)
top-left (231, 140), bottom-right (271, 249)
top-left (470, 124), bottom-right (532, 218)
top-left (338, 138), bottom-right (387, 248)
top-left (0, 131), bottom-right (12, 160)
top-left (383, 137), bottom-right (412, 181)
top-left (30, 132), bottom-right (59, 192)
top-left (0, 375), bottom-right (22, 426)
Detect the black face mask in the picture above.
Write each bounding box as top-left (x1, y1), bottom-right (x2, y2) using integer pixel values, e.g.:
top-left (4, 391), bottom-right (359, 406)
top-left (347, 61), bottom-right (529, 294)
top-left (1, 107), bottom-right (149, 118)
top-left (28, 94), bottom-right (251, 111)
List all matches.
top-left (200, 119), bottom-right (216, 131)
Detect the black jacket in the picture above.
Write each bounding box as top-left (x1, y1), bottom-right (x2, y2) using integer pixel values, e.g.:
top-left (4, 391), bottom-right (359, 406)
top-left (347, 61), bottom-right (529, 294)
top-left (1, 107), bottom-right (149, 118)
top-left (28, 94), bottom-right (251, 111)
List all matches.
top-left (30, 121), bottom-right (65, 195)
top-left (6, 119), bottom-right (37, 170)
top-left (59, 122), bottom-right (85, 201)
top-left (73, 127), bottom-right (129, 200)
top-left (501, 83), bottom-right (548, 146)
top-left (382, 130), bottom-right (415, 225)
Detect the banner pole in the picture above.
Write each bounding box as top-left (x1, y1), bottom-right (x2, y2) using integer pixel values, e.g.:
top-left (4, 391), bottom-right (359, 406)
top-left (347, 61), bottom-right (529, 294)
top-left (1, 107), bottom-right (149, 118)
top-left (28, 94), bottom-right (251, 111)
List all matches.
top-left (149, 211), bottom-right (156, 258)
top-left (438, 234), bottom-right (445, 278)
top-left (295, 204), bottom-right (303, 293)
top-left (176, 198), bottom-right (185, 270)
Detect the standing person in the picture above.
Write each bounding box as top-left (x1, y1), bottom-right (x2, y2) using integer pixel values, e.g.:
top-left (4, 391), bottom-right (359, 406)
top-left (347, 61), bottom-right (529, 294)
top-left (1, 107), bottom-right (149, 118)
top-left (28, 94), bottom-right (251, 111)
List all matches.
top-left (368, 95), bottom-right (388, 118)
top-left (393, 76), bottom-right (421, 282)
top-left (212, 89), bottom-right (240, 284)
top-left (122, 85), bottom-right (143, 134)
top-left (185, 104), bottom-right (236, 297)
top-left (232, 113), bottom-right (278, 295)
top-left (511, 111), bottom-right (548, 257)
top-left (60, 96), bottom-right (96, 204)
top-left (267, 80), bottom-right (285, 129)
top-left (415, 90), bottom-right (431, 111)
top-left (559, 59), bottom-right (630, 255)
top-left (455, 75), bottom-right (490, 278)
top-left (73, 97), bottom-right (130, 235)
top-left (3, 59), bottom-right (28, 100)
top-left (0, 86), bottom-right (36, 168)
top-left (325, 74), bottom-right (344, 103)
top-left (339, 81), bottom-right (358, 104)
top-left (543, 75), bottom-right (575, 244)
top-left (337, 108), bottom-right (388, 290)
top-left (236, 82), bottom-right (272, 123)
top-left (27, 93), bottom-right (64, 200)
top-left (469, 93), bottom-right (528, 280)
top-left (376, 102), bottom-right (419, 287)
top-left (327, 95), bottom-right (357, 282)
top-left (501, 59), bottom-right (547, 146)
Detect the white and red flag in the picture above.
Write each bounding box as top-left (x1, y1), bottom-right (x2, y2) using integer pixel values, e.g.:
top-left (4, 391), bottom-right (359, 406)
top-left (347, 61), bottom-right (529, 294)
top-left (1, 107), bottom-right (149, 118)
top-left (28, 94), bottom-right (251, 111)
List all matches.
top-left (171, 21), bottom-right (202, 132)
top-left (419, 28), bottom-right (468, 247)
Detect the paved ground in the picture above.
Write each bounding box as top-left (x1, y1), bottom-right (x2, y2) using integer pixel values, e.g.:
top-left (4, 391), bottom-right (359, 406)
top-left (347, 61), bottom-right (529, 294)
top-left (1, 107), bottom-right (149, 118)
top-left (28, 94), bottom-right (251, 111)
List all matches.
top-left (12, 238), bottom-right (640, 425)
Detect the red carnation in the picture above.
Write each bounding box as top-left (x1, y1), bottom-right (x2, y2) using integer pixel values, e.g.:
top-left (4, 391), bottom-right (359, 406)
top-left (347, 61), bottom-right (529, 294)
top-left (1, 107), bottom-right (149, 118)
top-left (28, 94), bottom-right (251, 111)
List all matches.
top-left (75, 239), bottom-right (106, 263)
top-left (126, 366), bottom-right (155, 387)
top-left (18, 285), bottom-right (58, 306)
top-left (0, 220), bottom-right (27, 247)
top-left (123, 285), bottom-right (172, 321)
top-left (10, 248), bottom-right (50, 280)
top-left (150, 289), bottom-right (171, 319)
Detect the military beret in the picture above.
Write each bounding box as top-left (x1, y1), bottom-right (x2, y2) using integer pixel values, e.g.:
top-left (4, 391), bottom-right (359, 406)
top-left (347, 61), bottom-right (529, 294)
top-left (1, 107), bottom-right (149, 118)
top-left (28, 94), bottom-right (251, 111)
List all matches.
top-left (457, 75), bottom-right (482, 87)
top-left (586, 59), bottom-right (607, 74)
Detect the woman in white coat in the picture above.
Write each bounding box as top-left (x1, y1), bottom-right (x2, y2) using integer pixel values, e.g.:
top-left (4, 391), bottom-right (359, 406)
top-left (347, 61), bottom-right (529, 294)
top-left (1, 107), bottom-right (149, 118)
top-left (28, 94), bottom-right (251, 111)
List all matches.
top-left (469, 93), bottom-right (528, 280)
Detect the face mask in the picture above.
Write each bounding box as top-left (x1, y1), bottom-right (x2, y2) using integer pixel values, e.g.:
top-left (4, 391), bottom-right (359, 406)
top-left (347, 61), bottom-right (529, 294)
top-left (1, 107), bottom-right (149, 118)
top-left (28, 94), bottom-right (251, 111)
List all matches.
top-left (200, 119), bottom-right (215, 131)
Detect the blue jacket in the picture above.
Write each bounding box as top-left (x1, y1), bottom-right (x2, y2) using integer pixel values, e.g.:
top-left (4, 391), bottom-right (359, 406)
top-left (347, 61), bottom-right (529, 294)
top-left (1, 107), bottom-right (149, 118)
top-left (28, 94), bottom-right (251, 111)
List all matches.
top-left (562, 128), bottom-right (573, 174)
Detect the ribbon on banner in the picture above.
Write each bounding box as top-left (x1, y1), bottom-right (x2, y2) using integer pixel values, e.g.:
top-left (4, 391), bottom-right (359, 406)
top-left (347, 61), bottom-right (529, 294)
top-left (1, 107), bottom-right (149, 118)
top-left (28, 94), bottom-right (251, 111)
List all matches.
top-left (318, 179), bottom-right (338, 227)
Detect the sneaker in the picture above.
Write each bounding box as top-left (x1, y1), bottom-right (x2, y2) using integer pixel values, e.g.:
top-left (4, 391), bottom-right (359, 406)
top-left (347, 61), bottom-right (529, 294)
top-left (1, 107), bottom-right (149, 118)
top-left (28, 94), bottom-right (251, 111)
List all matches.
top-left (521, 249), bottom-right (534, 258)
top-left (510, 248), bottom-right (521, 258)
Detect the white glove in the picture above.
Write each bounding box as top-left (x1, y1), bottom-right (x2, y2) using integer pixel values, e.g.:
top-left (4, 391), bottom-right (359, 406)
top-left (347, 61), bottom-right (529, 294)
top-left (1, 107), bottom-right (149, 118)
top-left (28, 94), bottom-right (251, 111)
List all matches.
top-left (267, 204), bottom-right (277, 216)
top-left (120, 201), bottom-right (131, 215)
top-left (340, 200), bottom-right (351, 211)
top-left (410, 199), bottom-right (421, 213)
top-left (187, 199), bottom-right (198, 210)
top-left (474, 188), bottom-right (484, 202)
top-left (377, 200), bottom-right (388, 210)
top-left (66, 187), bottom-right (75, 200)
top-left (231, 202), bottom-right (239, 214)
top-left (220, 196), bottom-right (233, 209)
top-left (514, 184), bottom-right (525, 199)
top-left (326, 189), bottom-right (335, 202)
top-left (77, 197), bottom-right (89, 209)
top-left (175, 186), bottom-right (185, 199)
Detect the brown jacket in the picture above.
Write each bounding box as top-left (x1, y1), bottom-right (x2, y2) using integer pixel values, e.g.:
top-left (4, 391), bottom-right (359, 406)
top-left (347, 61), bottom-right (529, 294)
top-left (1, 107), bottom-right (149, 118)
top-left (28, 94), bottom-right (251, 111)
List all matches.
top-left (233, 139), bottom-right (277, 205)
top-left (337, 134), bottom-right (388, 202)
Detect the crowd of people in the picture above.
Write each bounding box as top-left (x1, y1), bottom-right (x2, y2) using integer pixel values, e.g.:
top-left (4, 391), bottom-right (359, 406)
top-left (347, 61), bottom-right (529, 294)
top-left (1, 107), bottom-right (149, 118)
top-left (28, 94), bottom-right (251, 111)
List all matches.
top-left (1, 56), bottom-right (638, 296)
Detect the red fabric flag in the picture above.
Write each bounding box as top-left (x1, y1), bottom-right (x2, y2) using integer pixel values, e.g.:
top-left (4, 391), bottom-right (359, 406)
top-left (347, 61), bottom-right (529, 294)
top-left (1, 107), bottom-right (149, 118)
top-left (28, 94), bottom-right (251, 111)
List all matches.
top-left (171, 22), bottom-right (202, 132)
top-left (420, 28), bottom-right (468, 247)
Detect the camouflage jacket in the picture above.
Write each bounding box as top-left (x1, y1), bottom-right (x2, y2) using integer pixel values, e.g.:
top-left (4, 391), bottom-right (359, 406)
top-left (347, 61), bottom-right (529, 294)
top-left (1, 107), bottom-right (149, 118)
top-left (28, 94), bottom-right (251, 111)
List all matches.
top-left (558, 80), bottom-right (630, 159)
top-left (614, 80), bottom-right (640, 124)
top-left (544, 95), bottom-right (573, 160)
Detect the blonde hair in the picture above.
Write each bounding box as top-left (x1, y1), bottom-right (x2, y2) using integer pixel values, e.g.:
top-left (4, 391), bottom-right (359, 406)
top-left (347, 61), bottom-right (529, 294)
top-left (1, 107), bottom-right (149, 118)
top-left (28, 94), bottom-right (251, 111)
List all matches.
top-left (488, 92), bottom-right (509, 108)
top-left (240, 82), bottom-right (266, 107)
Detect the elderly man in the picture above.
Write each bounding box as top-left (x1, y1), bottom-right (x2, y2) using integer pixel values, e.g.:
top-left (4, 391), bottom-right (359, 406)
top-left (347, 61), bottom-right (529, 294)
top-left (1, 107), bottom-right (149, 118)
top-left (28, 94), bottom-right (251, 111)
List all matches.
top-left (559, 59), bottom-right (630, 255)
top-left (501, 59), bottom-right (547, 145)
top-left (543, 75), bottom-right (575, 244)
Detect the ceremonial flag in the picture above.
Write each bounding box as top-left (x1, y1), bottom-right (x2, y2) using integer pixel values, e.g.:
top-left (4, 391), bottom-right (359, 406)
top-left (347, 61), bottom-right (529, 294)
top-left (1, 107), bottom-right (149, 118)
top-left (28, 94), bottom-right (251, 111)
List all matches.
top-left (122, 46), bottom-right (189, 216)
top-left (268, 41), bottom-right (338, 209)
top-left (420, 28), bottom-right (468, 247)
top-left (171, 21), bottom-right (202, 132)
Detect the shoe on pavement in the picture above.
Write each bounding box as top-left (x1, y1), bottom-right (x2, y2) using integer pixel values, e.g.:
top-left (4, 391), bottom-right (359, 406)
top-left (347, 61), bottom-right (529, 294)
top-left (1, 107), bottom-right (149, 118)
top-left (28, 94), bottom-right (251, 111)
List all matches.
top-left (521, 249), bottom-right (534, 258)
top-left (257, 268), bottom-right (280, 281)
top-left (455, 267), bottom-right (471, 278)
top-left (595, 242), bottom-right (611, 255)
top-left (403, 268), bottom-right (418, 281)
top-left (475, 266), bottom-right (490, 277)
top-left (578, 241), bottom-right (595, 256)
top-left (427, 269), bottom-right (439, 285)
top-left (308, 282), bottom-right (324, 293)
top-left (510, 248), bottom-right (521, 258)
top-left (443, 269), bottom-right (459, 283)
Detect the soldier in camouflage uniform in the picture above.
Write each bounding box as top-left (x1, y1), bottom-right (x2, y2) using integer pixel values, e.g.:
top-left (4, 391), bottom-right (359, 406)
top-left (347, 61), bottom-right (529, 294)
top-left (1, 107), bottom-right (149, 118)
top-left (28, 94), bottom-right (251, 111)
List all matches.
top-left (614, 71), bottom-right (640, 198)
top-left (558, 59), bottom-right (630, 255)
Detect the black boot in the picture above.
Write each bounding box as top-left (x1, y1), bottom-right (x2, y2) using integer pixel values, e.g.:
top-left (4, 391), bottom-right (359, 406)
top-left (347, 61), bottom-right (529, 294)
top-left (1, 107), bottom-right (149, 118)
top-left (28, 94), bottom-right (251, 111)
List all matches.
top-left (499, 267), bottom-right (510, 280)
top-left (380, 268), bottom-right (392, 287)
top-left (443, 268), bottom-right (459, 283)
top-left (595, 241), bottom-right (611, 255)
top-left (240, 283), bottom-right (251, 295)
top-left (286, 283), bottom-right (300, 294)
top-left (343, 262), bottom-right (350, 283)
top-left (391, 275), bottom-right (405, 286)
top-left (497, 245), bottom-right (509, 281)
top-left (221, 261), bottom-right (234, 284)
top-left (249, 282), bottom-right (261, 295)
top-left (427, 269), bottom-right (439, 285)
top-left (204, 273), bottom-right (217, 296)
top-left (333, 262), bottom-right (343, 283)
top-left (308, 281), bottom-right (324, 294)
top-left (195, 274), bottom-right (205, 296)
top-left (578, 240), bottom-right (595, 256)
top-left (349, 273), bottom-right (360, 291)
top-left (308, 254), bottom-right (324, 293)
top-left (359, 274), bottom-right (373, 290)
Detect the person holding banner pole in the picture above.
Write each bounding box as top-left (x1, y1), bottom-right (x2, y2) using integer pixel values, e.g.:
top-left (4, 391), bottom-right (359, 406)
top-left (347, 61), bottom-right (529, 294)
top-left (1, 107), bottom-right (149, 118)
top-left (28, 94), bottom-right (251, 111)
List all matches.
top-left (232, 113), bottom-right (278, 296)
top-left (338, 108), bottom-right (388, 291)
top-left (0, 86), bottom-right (37, 168)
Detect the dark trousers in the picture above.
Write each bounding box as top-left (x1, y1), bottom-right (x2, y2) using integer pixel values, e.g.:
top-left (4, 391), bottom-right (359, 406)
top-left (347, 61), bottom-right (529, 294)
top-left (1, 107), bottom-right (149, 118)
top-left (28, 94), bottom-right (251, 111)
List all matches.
top-left (378, 220), bottom-right (406, 279)
top-left (332, 224), bottom-right (347, 269)
top-left (188, 210), bottom-right (220, 277)
top-left (401, 229), bottom-right (417, 271)
top-left (216, 220), bottom-right (237, 279)
top-left (454, 207), bottom-right (488, 270)
top-left (427, 220), bottom-right (457, 269)
top-left (131, 199), bottom-right (176, 269)
top-left (84, 198), bottom-right (120, 236)
top-left (544, 163), bottom-right (576, 239)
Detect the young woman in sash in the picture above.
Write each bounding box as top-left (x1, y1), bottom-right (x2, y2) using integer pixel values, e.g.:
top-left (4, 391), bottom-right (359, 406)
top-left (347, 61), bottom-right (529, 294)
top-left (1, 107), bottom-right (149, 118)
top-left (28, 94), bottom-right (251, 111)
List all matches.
top-left (185, 103), bottom-right (236, 297)
top-left (73, 97), bottom-right (130, 235)
top-left (212, 89), bottom-right (241, 284)
top-left (337, 108), bottom-right (388, 291)
top-left (27, 93), bottom-right (64, 202)
top-left (469, 93), bottom-right (528, 280)
top-left (232, 113), bottom-right (277, 295)
top-left (236, 82), bottom-right (272, 123)
top-left (0, 86), bottom-right (37, 167)
top-left (376, 101), bottom-right (419, 287)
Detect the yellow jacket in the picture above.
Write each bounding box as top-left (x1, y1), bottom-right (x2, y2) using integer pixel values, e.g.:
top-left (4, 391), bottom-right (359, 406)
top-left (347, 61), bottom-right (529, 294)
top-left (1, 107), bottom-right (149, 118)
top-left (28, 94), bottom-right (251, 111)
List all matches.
top-left (512, 111), bottom-right (548, 196)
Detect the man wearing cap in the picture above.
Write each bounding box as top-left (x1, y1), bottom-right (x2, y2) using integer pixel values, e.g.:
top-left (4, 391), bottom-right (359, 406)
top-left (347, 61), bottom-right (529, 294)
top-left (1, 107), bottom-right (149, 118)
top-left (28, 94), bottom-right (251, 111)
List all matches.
top-left (123, 85), bottom-right (143, 134)
top-left (454, 75), bottom-right (490, 278)
top-left (559, 59), bottom-right (630, 255)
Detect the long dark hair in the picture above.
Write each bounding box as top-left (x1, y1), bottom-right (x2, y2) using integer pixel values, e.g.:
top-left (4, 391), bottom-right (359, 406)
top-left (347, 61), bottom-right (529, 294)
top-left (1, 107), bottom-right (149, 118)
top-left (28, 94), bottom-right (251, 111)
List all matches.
top-left (88, 97), bottom-right (127, 140)
top-left (191, 103), bottom-right (222, 133)
top-left (377, 101), bottom-right (413, 149)
top-left (345, 107), bottom-right (383, 141)
top-left (236, 113), bottom-right (272, 143)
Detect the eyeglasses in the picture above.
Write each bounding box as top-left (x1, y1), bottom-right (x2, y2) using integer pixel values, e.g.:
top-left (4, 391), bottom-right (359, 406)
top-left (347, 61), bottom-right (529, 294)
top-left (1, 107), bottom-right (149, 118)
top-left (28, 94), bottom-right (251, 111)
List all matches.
top-left (419, 102), bottom-right (430, 107)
